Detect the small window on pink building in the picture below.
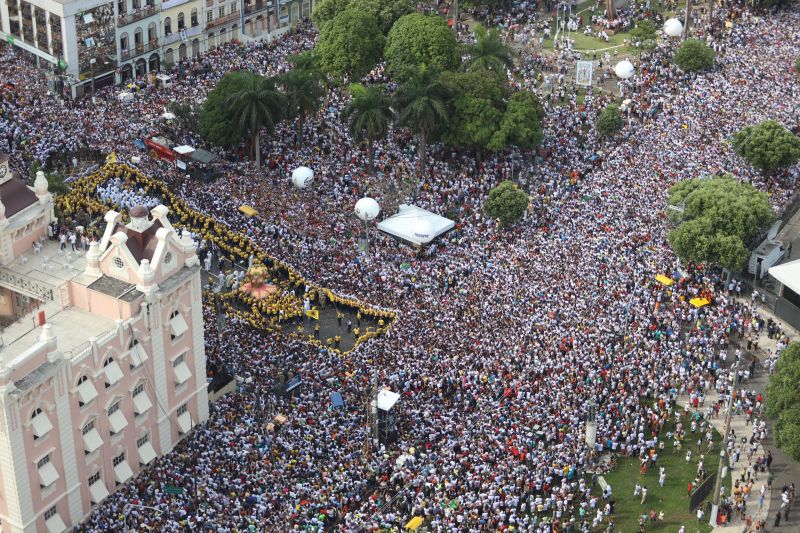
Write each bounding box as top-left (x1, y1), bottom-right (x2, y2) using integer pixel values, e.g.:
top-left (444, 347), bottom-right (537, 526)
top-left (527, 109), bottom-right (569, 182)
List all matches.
top-left (77, 375), bottom-right (98, 407)
top-left (31, 408), bottom-right (53, 440)
top-left (103, 357), bottom-right (124, 389)
top-left (169, 310), bottom-right (188, 341)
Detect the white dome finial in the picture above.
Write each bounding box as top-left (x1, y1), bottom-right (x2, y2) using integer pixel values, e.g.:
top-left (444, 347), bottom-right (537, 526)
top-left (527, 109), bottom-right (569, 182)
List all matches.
top-left (34, 170), bottom-right (49, 198)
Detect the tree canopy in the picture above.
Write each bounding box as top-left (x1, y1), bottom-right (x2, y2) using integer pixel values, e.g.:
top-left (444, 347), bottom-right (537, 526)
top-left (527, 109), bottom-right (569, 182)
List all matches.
top-left (766, 343), bottom-right (800, 461)
top-left (342, 83), bottom-right (394, 169)
top-left (494, 91), bottom-right (544, 151)
top-left (673, 38), bottom-right (716, 72)
top-left (312, 0), bottom-right (413, 33)
top-left (596, 104), bottom-right (624, 137)
top-left (394, 67), bottom-right (451, 174)
top-left (198, 71), bottom-right (251, 148)
top-left (484, 180), bottom-right (529, 227)
top-left (440, 70), bottom-right (506, 153)
top-left (463, 24), bottom-right (514, 73)
top-left (438, 71), bottom-right (542, 154)
top-left (277, 67), bottom-right (325, 137)
top-left (224, 72), bottom-right (286, 168)
top-left (666, 176), bottom-right (773, 271)
top-left (732, 120), bottom-right (800, 176)
top-left (385, 14), bottom-right (459, 82)
top-left (317, 8), bottom-right (385, 81)
top-left (629, 19), bottom-right (658, 49)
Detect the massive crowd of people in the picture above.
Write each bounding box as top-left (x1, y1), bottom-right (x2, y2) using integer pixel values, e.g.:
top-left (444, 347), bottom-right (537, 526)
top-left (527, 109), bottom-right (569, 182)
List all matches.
top-left (1, 0), bottom-right (799, 530)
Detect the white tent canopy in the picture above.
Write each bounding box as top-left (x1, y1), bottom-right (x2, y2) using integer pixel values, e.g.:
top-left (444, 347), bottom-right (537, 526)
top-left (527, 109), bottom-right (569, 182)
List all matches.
top-left (769, 259), bottom-right (800, 295)
top-left (173, 145), bottom-right (195, 155)
top-left (376, 389), bottom-right (400, 411)
top-left (377, 205), bottom-right (455, 245)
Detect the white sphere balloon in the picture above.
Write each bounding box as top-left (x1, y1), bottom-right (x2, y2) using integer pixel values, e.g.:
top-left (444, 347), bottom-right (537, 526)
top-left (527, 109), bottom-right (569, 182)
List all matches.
top-left (412, 219), bottom-right (435, 243)
top-left (291, 166), bottom-right (314, 189)
top-left (663, 18), bottom-right (683, 37)
top-left (354, 197), bottom-right (380, 221)
top-left (614, 60), bottom-right (635, 80)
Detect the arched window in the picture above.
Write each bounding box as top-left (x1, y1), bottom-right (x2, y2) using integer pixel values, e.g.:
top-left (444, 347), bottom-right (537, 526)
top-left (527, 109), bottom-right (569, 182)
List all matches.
top-left (76, 374), bottom-right (97, 407)
top-left (177, 12), bottom-right (185, 30)
top-left (120, 32), bottom-right (129, 52)
top-left (164, 17), bottom-right (172, 36)
top-left (103, 357), bottom-right (123, 388)
top-left (31, 407), bottom-right (52, 440)
top-left (190, 8), bottom-right (198, 26)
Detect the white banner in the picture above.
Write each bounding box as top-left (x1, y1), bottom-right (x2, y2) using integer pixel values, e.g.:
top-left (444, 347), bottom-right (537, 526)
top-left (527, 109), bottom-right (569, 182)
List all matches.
top-left (575, 60), bottom-right (593, 87)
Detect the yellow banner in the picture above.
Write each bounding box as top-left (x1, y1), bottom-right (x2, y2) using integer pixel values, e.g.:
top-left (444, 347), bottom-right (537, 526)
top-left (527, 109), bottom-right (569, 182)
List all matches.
top-left (404, 517), bottom-right (424, 530)
top-left (655, 274), bottom-right (674, 286)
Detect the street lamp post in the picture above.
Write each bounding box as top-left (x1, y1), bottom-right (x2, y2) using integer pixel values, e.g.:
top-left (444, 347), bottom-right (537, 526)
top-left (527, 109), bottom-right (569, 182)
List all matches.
top-left (354, 197), bottom-right (380, 261)
top-left (614, 60), bottom-right (635, 97)
top-left (89, 57), bottom-right (97, 104)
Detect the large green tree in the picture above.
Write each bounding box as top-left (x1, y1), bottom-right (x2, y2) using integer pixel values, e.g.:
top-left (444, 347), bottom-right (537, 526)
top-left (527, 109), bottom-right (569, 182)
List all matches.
top-left (394, 67), bottom-right (451, 175)
top-left (288, 51), bottom-right (328, 84)
top-left (342, 83), bottom-right (394, 170)
top-left (596, 104), bottom-right (624, 137)
top-left (673, 38), bottom-right (716, 72)
top-left (312, 0), bottom-right (412, 33)
top-left (629, 19), bottom-right (658, 49)
top-left (463, 24), bottom-right (514, 73)
top-left (311, 0), bottom-right (349, 28)
top-left (484, 180), bottom-right (529, 227)
top-left (766, 343), bottom-right (800, 461)
top-left (225, 73), bottom-right (286, 168)
top-left (666, 176), bottom-right (773, 271)
top-left (277, 67), bottom-right (325, 141)
top-left (440, 70), bottom-right (507, 155)
top-left (439, 71), bottom-right (542, 154)
top-left (494, 91), bottom-right (543, 150)
top-left (732, 120), bottom-right (800, 176)
top-left (317, 8), bottom-right (385, 82)
top-left (198, 71), bottom-right (250, 148)
top-left (385, 14), bottom-right (459, 82)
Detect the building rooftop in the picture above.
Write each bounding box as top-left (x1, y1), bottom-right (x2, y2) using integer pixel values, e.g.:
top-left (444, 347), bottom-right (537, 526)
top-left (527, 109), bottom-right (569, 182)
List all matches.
top-left (113, 219), bottom-right (163, 263)
top-left (0, 306), bottom-right (116, 366)
top-left (0, 177), bottom-right (38, 218)
top-left (2, 238), bottom-right (89, 286)
top-left (87, 275), bottom-right (142, 301)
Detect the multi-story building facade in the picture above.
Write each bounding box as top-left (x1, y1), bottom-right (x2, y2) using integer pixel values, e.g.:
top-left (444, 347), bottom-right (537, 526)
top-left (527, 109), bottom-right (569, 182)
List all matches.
top-left (0, 155), bottom-right (209, 533)
top-left (0, 0), bottom-right (309, 97)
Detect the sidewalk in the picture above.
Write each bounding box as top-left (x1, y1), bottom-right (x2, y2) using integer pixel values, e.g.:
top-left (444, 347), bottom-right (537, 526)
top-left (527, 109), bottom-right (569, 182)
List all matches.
top-left (677, 301), bottom-right (800, 532)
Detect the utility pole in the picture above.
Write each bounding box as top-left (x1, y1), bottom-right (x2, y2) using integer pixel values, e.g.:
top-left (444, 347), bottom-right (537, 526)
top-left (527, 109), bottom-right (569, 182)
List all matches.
top-left (452, 0), bottom-right (458, 34)
top-left (89, 57), bottom-right (97, 104)
top-left (683, 0), bottom-right (691, 40)
top-left (709, 376), bottom-right (735, 526)
top-left (606, 0), bottom-right (617, 20)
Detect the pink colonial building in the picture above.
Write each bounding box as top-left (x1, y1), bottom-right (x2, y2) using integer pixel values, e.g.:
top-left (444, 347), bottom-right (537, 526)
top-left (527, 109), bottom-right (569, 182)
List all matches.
top-left (0, 155), bottom-right (209, 533)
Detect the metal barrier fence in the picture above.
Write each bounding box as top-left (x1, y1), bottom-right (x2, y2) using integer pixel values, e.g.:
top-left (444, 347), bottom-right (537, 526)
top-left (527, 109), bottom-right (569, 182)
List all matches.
top-left (689, 471), bottom-right (717, 512)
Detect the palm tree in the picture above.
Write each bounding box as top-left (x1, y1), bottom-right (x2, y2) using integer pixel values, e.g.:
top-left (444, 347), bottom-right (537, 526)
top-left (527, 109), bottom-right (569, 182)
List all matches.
top-left (394, 68), bottom-right (450, 176)
top-left (464, 24), bottom-right (515, 73)
top-left (225, 72), bottom-right (286, 169)
top-left (278, 68), bottom-right (325, 143)
top-left (341, 84), bottom-right (394, 170)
